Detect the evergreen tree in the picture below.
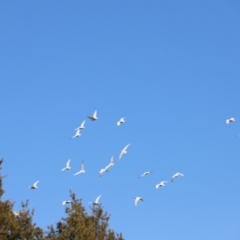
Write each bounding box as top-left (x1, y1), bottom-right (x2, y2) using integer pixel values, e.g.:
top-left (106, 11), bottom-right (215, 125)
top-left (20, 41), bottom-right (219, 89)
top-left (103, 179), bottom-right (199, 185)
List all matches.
top-left (46, 191), bottom-right (124, 240)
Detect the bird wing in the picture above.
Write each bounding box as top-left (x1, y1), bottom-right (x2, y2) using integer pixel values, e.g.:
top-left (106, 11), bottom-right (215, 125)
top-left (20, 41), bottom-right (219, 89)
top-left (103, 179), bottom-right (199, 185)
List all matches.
top-left (33, 181), bottom-right (39, 187)
top-left (119, 151), bottom-right (123, 160)
top-left (135, 198), bottom-right (139, 206)
top-left (66, 159), bottom-right (70, 168)
top-left (81, 161), bottom-right (84, 171)
top-left (178, 173), bottom-right (184, 176)
top-left (110, 156), bottom-right (114, 164)
top-left (117, 121), bottom-right (121, 126)
top-left (93, 110), bottom-right (97, 118)
top-left (95, 195), bottom-right (101, 203)
top-left (80, 120), bottom-right (86, 128)
top-left (123, 143), bottom-right (130, 151)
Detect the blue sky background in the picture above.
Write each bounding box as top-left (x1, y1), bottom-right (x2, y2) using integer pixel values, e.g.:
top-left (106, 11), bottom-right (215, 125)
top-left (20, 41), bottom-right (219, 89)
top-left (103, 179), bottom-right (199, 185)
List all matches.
top-left (1, 1), bottom-right (240, 239)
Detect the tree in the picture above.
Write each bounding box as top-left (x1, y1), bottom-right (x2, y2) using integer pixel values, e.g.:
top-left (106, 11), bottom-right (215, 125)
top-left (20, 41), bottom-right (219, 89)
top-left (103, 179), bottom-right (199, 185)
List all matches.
top-left (0, 160), bottom-right (124, 240)
top-left (46, 191), bottom-right (124, 240)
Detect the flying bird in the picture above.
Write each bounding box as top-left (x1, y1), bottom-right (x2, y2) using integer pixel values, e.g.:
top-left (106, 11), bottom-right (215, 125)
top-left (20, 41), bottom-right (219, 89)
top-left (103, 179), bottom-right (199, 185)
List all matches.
top-left (99, 167), bottom-right (109, 178)
top-left (117, 117), bottom-right (126, 126)
top-left (62, 200), bottom-right (71, 205)
top-left (71, 129), bottom-right (81, 139)
top-left (119, 143), bottom-right (130, 161)
top-left (89, 195), bottom-right (101, 205)
top-left (138, 171), bottom-right (153, 178)
top-left (226, 118), bottom-right (235, 124)
top-left (30, 181), bottom-right (39, 189)
top-left (135, 197), bottom-right (144, 206)
top-left (62, 159), bottom-right (71, 171)
top-left (105, 156), bottom-right (114, 170)
top-left (156, 181), bottom-right (168, 189)
top-left (88, 110), bottom-right (98, 121)
top-left (13, 210), bottom-right (20, 217)
top-left (171, 172), bottom-right (184, 183)
top-left (75, 120), bottom-right (86, 131)
top-left (74, 161), bottom-right (85, 176)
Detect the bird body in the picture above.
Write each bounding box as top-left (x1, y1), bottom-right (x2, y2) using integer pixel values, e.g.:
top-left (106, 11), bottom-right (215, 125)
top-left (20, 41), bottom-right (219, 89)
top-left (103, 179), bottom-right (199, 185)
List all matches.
top-left (171, 172), bottom-right (184, 183)
top-left (99, 167), bottom-right (109, 177)
top-left (119, 143), bottom-right (130, 160)
top-left (75, 120), bottom-right (86, 131)
top-left (62, 159), bottom-right (71, 171)
top-left (74, 161), bottom-right (85, 175)
top-left (135, 197), bottom-right (144, 206)
top-left (89, 195), bottom-right (101, 205)
top-left (226, 118), bottom-right (235, 124)
top-left (138, 171), bottom-right (153, 178)
top-left (62, 200), bottom-right (71, 205)
top-left (71, 129), bottom-right (81, 138)
top-left (30, 181), bottom-right (39, 189)
top-left (88, 110), bottom-right (98, 121)
top-left (105, 156), bottom-right (114, 170)
top-left (117, 117), bottom-right (126, 126)
top-left (156, 181), bottom-right (168, 189)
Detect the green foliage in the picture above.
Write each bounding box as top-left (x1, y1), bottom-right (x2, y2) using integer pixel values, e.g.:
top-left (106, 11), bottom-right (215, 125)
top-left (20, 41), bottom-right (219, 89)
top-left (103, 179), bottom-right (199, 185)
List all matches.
top-left (0, 160), bottom-right (124, 240)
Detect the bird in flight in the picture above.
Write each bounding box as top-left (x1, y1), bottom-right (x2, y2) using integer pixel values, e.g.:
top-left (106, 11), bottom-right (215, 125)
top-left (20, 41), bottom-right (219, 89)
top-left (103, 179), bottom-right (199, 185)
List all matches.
top-left (171, 172), bottom-right (184, 183)
top-left (71, 129), bottom-right (81, 139)
top-left (75, 120), bottom-right (86, 131)
top-left (13, 210), bottom-right (20, 217)
top-left (156, 181), bottom-right (168, 189)
top-left (105, 156), bottom-right (114, 170)
top-left (89, 195), bottom-right (101, 205)
top-left (99, 167), bottom-right (109, 178)
top-left (119, 143), bottom-right (130, 161)
top-left (138, 171), bottom-right (153, 178)
top-left (62, 159), bottom-right (71, 171)
top-left (117, 117), bottom-right (126, 126)
top-left (135, 197), bottom-right (144, 206)
top-left (30, 181), bottom-right (39, 189)
top-left (226, 118), bottom-right (235, 124)
top-left (88, 110), bottom-right (98, 121)
top-left (62, 200), bottom-right (71, 205)
top-left (74, 161), bottom-right (85, 176)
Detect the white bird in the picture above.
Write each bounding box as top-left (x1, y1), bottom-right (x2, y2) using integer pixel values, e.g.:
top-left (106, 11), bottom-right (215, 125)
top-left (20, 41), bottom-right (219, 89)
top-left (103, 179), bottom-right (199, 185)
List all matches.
top-left (171, 172), bottom-right (184, 183)
top-left (119, 143), bottom-right (130, 161)
top-left (135, 197), bottom-right (144, 206)
top-left (156, 181), bottom-right (168, 189)
top-left (62, 200), bottom-right (71, 205)
top-left (89, 195), bottom-right (101, 205)
top-left (71, 129), bottom-right (81, 138)
top-left (99, 167), bottom-right (109, 178)
top-left (74, 161), bottom-right (85, 176)
top-left (117, 117), bottom-right (126, 126)
top-left (226, 118), bottom-right (235, 124)
top-left (29, 181), bottom-right (39, 189)
top-left (75, 120), bottom-right (86, 131)
top-left (138, 171), bottom-right (153, 178)
top-left (13, 210), bottom-right (20, 217)
top-left (88, 110), bottom-right (98, 121)
top-left (62, 159), bottom-right (71, 171)
top-left (105, 156), bottom-right (114, 170)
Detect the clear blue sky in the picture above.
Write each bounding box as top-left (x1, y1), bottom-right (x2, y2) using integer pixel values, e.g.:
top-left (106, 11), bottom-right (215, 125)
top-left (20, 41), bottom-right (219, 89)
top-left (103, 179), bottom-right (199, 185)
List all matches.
top-left (1, 1), bottom-right (240, 239)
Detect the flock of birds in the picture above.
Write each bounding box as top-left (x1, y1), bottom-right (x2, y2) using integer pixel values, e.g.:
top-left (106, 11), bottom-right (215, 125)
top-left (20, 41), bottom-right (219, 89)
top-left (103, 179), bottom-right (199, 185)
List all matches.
top-left (9, 116), bottom-right (237, 218)
top-left (28, 110), bottom-right (186, 207)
